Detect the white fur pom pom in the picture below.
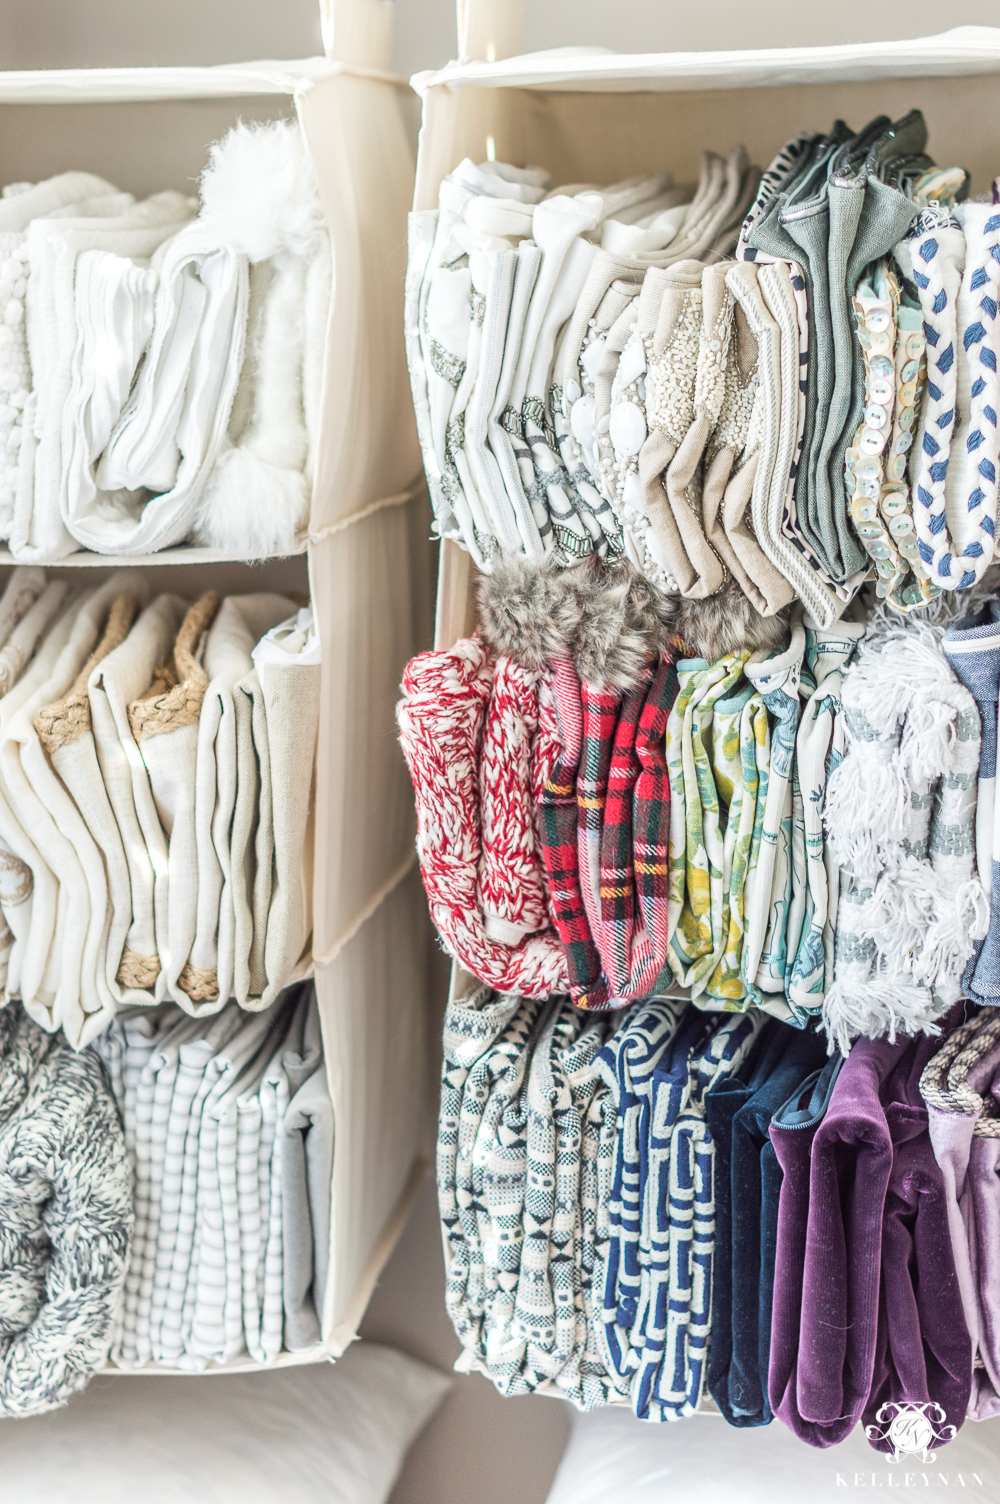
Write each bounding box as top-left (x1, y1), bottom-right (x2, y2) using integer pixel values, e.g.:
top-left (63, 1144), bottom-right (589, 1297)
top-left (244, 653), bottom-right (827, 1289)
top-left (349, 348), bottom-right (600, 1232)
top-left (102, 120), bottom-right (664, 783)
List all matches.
top-left (194, 446), bottom-right (308, 560)
top-left (199, 119), bottom-right (326, 263)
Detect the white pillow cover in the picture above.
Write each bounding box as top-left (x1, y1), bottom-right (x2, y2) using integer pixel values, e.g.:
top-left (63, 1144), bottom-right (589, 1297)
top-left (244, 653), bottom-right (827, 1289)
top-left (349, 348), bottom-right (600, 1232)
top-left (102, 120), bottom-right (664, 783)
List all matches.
top-left (545, 1402), bottom-right (1000, 1504)
top-left (0, 1341), bottom-right (449, 1504)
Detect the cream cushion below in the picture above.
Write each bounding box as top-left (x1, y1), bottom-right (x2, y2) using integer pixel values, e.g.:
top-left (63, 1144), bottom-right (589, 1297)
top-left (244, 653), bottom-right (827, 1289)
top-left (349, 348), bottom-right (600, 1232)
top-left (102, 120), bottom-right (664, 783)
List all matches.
top-left (545, 1404), bottom-right (1000, 1504)
top-left (0, 1342), bottom-right (449, 1504)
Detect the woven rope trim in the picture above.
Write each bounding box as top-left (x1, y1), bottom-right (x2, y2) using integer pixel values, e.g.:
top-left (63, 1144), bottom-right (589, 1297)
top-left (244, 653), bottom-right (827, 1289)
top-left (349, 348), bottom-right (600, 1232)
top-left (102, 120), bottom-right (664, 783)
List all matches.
top-left (117, 948), bottom-right (160, 989)
top-left (949, 1015), bottom-right (1000, 1121)
top-left (304, 478), bottom-right (425, 546)
top-left (178, 962), bottom-right (219, 1003)
top-left (919, 1020), bottom-right (980, 1112)
top-left (921, 1015), bottom-right (1000, 1118)
top-left (128, 592), bottom-right (219, 743)
top-left (35, 594), bottom-right (140, 753)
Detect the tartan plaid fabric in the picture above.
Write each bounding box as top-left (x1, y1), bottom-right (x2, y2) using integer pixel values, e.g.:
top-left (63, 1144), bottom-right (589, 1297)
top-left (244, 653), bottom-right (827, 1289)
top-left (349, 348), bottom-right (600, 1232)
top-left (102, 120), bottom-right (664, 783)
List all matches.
top-left (577, 679), bottom-right (623, 1010)
top-left (600, 662), bottom-right (654, 935)
top-left (598, 650), bottom-right (680, 998)
top-left (538, 654), bottom-right (608, 1008)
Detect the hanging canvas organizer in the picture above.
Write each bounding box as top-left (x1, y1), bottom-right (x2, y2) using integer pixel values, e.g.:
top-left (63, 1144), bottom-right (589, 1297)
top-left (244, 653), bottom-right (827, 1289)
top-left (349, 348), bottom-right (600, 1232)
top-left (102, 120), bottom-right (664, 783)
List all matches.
top-left (0, 0), bottom-right (435, 1381)
top-left (403, 7), bottom-right (1000, 1440)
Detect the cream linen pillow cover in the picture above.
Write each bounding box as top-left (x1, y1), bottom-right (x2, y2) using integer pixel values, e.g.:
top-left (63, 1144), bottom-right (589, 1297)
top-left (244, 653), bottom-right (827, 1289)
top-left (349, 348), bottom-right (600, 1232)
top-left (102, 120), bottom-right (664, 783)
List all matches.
top-left (544, 1402), bottom-right (1000, 1504)
top-left (0, 1341), bottom-right (450, 1504)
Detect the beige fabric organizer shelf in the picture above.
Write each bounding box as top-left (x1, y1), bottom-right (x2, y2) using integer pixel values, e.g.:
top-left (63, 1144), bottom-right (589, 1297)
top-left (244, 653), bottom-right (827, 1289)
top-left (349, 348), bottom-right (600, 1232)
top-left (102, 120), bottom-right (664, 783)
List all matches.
top-left (0, 0), bottom-right (434, 1375)
top-left (416, 11), bottom-right (1000, 1136)
top-left (419, 18), bottom-right (1000, 656)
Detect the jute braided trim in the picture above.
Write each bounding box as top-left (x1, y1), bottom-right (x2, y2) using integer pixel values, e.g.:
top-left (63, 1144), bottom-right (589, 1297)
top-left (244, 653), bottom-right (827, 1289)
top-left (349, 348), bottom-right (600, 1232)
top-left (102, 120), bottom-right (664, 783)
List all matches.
top-left (0, 847), bottom-right (32, 908)
top-left (128, 592), bottom-right (219, 743)
top-left (0, 642), bottom-right (28, 699)
top-left (116, 948), bottom-right (160, 990)
top-left (178, 962), bottom-right (219, 1003)
top-left (0, 582), bottom-right (46, 696)
top-left (34, 594), bottom-right (140, 753)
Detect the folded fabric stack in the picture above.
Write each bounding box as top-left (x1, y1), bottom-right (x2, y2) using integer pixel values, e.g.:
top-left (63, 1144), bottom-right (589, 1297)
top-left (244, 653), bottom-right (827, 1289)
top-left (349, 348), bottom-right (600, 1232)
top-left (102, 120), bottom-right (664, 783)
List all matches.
top-left (0, 566), bottom-right (319, 1047)
top-left (739, 116), bottom-right (962, 618)
top-left (406, 147), bottom-right (764, 579)
top-left (438, 983), bottom-right (772, 1414)
top-left (439, 984), bottom-right (998, 1450)
top-left (407, 113), bottom-right (1000, 635)
top-left (823, 613), bottom-right (987, 1052)
top-left (771, 1008), bottom-right (973, 1449)
top-left (91, 981), bottom-right (332, 1370)
top-left (920, 1012), bottom-right (1000, 1420)
top-left (439, 985), bottom-right (623, 1409)
top-left (944, 605), bottom-right (1000, 1007)
top-left (704, 1018), bottom-right (830, 1427)
top-left (405, 562), bottom-right (993, 1051)
top-left (597, 1001), bottom-right (763, 1420)
top-left (2, 118), bottom-right (328, 563)
top-left (398, 564), bottom-right (686, 1009)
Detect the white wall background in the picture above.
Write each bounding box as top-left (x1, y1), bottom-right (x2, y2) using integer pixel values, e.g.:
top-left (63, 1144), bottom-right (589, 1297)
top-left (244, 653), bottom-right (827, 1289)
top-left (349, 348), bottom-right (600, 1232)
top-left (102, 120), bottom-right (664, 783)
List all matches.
top-left (1, 3), bottom-right (997, 1504)
top-left (0, 0), bottom-right (993, 74)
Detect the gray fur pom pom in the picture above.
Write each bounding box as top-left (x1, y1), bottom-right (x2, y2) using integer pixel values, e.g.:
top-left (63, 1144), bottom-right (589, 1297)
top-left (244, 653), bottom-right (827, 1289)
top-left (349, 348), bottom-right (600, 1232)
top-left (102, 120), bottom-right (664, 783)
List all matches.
top-left (477, 554), bottom-right (582, 668)
top-left (477, 555), bottom-right (681, 690)
top-left (478, 558), bottom-right (791, 679)
top-left (675, 581), bottom-right (789, 663)
top-left (572, 559), bottom-right (679, 690)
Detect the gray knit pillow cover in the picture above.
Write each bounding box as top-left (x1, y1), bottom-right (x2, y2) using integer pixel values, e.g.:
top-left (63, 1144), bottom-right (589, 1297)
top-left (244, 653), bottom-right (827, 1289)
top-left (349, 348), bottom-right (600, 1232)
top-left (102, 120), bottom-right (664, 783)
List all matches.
top-left (0, 1003), bottom-right (131, 1416)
